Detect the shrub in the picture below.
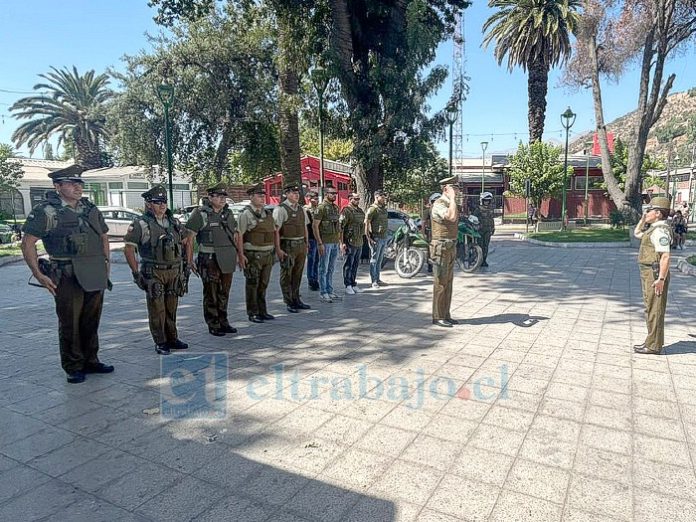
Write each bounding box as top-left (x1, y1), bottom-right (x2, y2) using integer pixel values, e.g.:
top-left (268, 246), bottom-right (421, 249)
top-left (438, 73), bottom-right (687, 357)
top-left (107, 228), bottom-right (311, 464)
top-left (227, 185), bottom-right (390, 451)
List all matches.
top-left (609, 209), bottom-right (625, 229)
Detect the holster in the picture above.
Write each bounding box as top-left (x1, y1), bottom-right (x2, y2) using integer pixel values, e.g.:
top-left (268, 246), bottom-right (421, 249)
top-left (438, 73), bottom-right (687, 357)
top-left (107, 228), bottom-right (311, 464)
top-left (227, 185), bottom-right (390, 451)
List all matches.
top-left (244, 261), bottom-right (260, 285)
top-left (651, 262), bottom-right (660, 281)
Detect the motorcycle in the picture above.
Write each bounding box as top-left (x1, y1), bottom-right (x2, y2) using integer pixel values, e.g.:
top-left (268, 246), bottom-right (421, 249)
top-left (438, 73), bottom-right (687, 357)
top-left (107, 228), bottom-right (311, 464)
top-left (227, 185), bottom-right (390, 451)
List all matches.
top-left (382, 220), bottom-right (429, 278)
top-left (456, 215), bottom-right (483, 272)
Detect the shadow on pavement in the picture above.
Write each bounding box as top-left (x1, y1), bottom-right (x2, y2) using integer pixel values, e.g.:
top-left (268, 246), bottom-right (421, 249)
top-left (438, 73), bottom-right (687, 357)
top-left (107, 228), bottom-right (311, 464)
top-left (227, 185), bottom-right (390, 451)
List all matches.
top-left (457, 313), bottom-right (549, 327)
top-left (663, 340), bottom-right (696, 355)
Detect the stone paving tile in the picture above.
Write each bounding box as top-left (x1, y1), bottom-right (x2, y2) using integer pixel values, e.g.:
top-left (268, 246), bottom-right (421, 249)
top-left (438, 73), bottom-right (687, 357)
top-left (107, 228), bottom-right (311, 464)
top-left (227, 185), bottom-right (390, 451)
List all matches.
top-left (490, 489), bottom-right (563, 521)
top-left (567, 474), bottom-right (633, 521)
top-left (633, 489), bottom-right (696, 522)
top-left (425, 474), bottom-right (501, 519)
top-left (504, 458), bottom-right (570, 504)
top-left (449, 445), bottom-right (515, 487)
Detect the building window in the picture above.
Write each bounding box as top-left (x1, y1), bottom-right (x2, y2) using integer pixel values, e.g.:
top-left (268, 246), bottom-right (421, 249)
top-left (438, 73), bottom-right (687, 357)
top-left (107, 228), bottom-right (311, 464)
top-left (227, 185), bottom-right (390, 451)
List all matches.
top-left (574, 176), bottom-right (603, 191)
top-left (128, 182), bottom-right (149, 189)
top-left (172, 184), bottom-right (189, 190)
top-left (270, 183), bottom-right (282, 196)
top-left (109, 182), bottom-right (124, 189)
top-left (337, 182), bottom-right (348, 191)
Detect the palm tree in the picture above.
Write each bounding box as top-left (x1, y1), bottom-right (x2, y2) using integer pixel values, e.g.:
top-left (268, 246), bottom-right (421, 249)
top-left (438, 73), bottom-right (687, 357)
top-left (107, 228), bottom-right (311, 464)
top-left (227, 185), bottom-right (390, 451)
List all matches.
top-left (11, 66), bottom-right (112, 168)
top-left (482, 0), bottom-right (580, 143)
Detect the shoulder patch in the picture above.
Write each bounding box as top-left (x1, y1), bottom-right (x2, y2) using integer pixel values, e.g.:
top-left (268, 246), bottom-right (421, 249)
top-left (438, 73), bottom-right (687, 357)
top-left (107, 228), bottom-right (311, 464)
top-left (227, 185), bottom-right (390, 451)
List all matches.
top-left (659, 236), bottom-right (670, 246)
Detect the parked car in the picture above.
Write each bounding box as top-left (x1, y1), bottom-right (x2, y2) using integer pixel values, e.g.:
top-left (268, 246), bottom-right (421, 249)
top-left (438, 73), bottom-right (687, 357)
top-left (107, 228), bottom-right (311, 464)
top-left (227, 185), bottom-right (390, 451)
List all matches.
top-left (0, 224), bottom-right (14, 244)
top-left (98, 207), bottom-right (141, 237)
top-left (173, 205), bottom-right (198, 224)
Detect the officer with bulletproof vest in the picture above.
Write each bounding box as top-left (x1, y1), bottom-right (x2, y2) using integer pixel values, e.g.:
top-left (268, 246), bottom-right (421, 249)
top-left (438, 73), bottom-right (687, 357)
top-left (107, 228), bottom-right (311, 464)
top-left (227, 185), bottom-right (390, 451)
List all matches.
top-left (124, 185), bottom-right (191, 355)
top-left (313, 186), bottom-right (341, 302)
top-left (21, 165), bottom-right (114, 383)
top-left (472, 191), bottom-right (496, 268)
top-left (184, 183), bottom-right (239, 336)
top-left (340, 192), bottom-right (366, 295)
top-left (365, 189), bottom-right (390, 288)
top-left (274, 184), bottom-right (311, 313)
top-left (236, 183), bottom-right (277, 322)
top-left (304, 191), bottom-right (320, 291)
top-left (633, 197), bottom-right (673, 355)
top-left (430, 178), bottom-right (460, 327)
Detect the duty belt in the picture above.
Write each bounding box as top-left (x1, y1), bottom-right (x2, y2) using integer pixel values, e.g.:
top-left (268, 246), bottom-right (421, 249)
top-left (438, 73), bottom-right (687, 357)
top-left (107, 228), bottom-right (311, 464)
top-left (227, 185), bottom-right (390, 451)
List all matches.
top-left (433, 239), bottom-right (456, 243)
top-left (143, 261), bottom-right (180, 269)
top-left (281, 237), bottom-right (305, 242)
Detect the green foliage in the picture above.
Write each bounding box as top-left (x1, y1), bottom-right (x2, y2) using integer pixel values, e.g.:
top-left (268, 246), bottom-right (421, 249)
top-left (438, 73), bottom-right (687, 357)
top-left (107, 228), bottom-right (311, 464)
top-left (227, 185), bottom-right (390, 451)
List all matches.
top-left (530, 227), bottom-right (629, 242)
top-left (608, 138), bottom-right (663, 191)
top-left (609, 209), bottom-right (625, 229)
top-left (10, 66), bottom-right (111, 168)
top-left (0, 144), bottom-right (24, 191)
top-left (383, 141), bottom-right (448, 206)
top-left (506, 141), bottom-right (569, 208)
top-left (300, 126), bottom-right (353, 164)
top-left (654, 116), bottom-right (687, 143)
top-left (642, 175), bottom-right (665, 190)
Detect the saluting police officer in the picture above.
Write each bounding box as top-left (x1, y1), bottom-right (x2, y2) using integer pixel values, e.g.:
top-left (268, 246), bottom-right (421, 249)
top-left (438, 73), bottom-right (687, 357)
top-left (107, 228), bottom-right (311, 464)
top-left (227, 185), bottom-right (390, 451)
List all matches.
top-left (185, 183), bottom-right (239, 336)
top-left (633, 197), bottom-right (673, 355)
top-left (430, 178), bottom-right (460, 328)
top-left (236, 184), bottom-right (276, 323)
top-left (21, 165), bottom-right (114, 383)
top-left (274, 184), bottom-right (311, 313)
top-left (124, 185), bottom-right (190, 355)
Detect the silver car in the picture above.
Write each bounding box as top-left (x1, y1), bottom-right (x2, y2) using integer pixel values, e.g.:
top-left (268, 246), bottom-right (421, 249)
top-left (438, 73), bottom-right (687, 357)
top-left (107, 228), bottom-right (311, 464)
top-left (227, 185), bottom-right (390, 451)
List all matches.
top-left (98, 207), bottom-right (141, 237)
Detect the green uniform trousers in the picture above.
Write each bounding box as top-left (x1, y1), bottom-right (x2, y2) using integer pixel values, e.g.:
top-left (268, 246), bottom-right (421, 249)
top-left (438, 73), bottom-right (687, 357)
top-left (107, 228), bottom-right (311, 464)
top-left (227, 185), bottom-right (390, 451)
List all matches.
top-left (280, 239), bottom-right (306, 306)
top-left (639, 265), bottom-right (669, 350)
top-left (244, 249), bottom-right (274, 316)
top-left (53, 262), bottom-right (104, 373)
top-left (431, 240), bottom-right (455, 321)
top-left (144, 266), bottom-right (180, 345)
top-left (479, 232), bottom-right (492, 263)
top-left (198, 253), bottom-right (233, 329)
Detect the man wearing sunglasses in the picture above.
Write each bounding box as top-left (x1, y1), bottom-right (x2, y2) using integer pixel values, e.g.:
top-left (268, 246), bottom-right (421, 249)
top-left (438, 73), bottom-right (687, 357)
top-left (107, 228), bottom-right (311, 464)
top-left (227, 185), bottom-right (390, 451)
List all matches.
top-left (124, 185), bottom-right (191, 354)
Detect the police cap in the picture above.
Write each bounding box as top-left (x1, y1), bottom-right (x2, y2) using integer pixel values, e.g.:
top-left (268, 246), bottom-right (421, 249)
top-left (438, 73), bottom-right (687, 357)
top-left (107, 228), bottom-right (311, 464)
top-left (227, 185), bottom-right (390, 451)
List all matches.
top-left (439, 176), bottom-right (458, 186)
top-left (647, 197), bottom-right (670, 211)
top-left (207, 182), bottom-right (228, 196)
top-left (246, 183), bottom-right (266, 196)
top-left (142, 185), bottom-right (168, 203)
top-left (283, 184), bottom-right (300, 194)
top-left (48, 164), bottom-right (86, 183)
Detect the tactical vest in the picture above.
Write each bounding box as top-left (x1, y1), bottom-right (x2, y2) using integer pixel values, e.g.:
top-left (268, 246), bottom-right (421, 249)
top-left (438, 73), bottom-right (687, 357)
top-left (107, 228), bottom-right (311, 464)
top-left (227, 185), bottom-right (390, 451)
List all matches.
top-left (367, 204), bottom-right (389, 239)
top-left (342, 205), bottom-right (365, 247)
top-left (305, 206), bottom-right (317, 240)
top-left (317, 202), bottom-right (340, 243)
top-left (40, 193), bottom-right (104, 259)
top-left (242, 206), bottom-right (275, 247)
top-left (476, 206), bottom-right (495, 233)
top-left (196, 203), bottom-right (236, 250)
top-left (431, 199), bottom-right (458, 240)
top-left (638, 222), bottom-right (672, 265)
top-left (279, 202), bottom-right (305, 239)
top-left (137, 212), bottom-right (184, 265)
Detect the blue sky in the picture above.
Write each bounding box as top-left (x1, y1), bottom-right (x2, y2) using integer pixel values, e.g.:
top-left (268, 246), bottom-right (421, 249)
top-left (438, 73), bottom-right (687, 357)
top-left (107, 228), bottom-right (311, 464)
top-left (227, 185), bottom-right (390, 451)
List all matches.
top-left (1, 1), bottom-right (694, 160)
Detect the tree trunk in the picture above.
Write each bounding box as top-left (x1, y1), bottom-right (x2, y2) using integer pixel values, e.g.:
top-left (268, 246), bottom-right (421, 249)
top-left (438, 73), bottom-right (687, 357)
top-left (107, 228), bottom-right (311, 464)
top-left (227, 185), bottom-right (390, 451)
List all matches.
top-left (527, 58), bottom-right (549, 143)
top-left (212, 111), bottom-right (235, 182)
top-left (74, 139), bottom-right (101, 169)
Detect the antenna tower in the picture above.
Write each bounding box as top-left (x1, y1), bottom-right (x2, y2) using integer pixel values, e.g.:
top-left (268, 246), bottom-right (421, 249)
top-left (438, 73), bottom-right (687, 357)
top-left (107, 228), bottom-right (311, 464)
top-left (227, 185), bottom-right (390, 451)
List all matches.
top-left (452, 11), bottom-right (466, 163)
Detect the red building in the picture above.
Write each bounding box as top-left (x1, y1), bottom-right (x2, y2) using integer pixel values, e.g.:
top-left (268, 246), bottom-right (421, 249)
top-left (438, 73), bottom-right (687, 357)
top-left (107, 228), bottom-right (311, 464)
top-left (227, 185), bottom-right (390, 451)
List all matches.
top-left (264, 155), bottom-right (353, 208)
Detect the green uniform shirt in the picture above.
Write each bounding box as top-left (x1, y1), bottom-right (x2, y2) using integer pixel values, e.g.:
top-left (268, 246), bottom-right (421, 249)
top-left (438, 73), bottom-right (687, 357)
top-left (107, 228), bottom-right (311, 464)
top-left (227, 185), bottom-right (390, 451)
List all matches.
top-left (365, 203), bottom-right (389, 239)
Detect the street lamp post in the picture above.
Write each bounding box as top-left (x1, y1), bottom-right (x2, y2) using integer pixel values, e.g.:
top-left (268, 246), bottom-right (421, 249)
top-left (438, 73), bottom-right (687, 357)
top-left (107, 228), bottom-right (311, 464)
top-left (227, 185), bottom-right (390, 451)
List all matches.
top-left (561, 106), bottom-right (576, 229)
top-left (480, 141), bottom-right (489, 193)
top-left (157, 84), bottom-right (175, 205)
top-left (584, 142), bottom-right (591, 223)
top-left (310, 66), bottom-right (329, 201)
top-left (445, 104), bottom-right (458, 179)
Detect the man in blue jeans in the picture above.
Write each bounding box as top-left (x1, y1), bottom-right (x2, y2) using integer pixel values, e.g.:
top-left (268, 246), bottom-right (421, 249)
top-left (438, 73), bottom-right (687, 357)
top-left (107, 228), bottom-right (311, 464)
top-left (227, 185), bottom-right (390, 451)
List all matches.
top-left (304, 191), bottom-right (320, 291)
top-left (340, 192), bottom-right (366, 295)
top-left (312, 187), bottom-right (341, 302)
top-left (365, 189), bottom-right (390, 288)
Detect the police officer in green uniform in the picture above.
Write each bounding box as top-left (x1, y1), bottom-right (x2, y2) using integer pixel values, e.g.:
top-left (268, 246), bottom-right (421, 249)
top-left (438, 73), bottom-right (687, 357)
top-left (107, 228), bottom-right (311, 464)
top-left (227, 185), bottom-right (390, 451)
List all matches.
top-left (365, 189), bottom-right (390, 288)
top-left (274, 184), bottom-right (311, 313)
top-left (340, 192), bottom-right (366, 294)
top-left (430, 178), bottom-right (460, 328)
top-left (124, 185), bottom-right (190, 355)
top-left (633, 197), bottom-right (672, 354)
top-left (236, 183), bottom-right (276, 322)
top-left (313, 186), bottom-right (341, 302)
top-left (185, 182), bottom-right (239, 336)
top-left (21, 165), bottom-right (114, 383)
top-left (472, 191), bottom-right (496, 267)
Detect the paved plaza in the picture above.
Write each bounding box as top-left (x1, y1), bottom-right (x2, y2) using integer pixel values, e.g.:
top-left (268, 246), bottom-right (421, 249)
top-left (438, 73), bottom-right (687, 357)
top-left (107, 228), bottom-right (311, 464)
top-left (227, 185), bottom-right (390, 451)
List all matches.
top-left (1, 235), bottom-right (696, 521)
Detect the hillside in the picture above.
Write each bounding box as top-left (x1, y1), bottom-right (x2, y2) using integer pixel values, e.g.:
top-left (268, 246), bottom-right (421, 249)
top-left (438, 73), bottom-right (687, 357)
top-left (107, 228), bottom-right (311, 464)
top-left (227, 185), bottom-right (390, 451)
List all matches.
top-left (570, 88), bottom-right (696, 161)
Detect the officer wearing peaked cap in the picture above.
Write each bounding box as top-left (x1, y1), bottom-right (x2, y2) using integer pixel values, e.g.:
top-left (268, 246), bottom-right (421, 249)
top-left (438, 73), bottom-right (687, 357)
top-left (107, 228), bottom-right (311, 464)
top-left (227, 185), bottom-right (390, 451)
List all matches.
top-left (236, 182), bottom-right (277, 322)
top-left (430, 177), bottom-right (460, 327)
top-left (633, 196), bottom-right (673, 355)
top-left (124, 185), bottom-right (191, 355)
top-left (274, 184), bottom-right (311, 313)
top-left (21, 164), bottom-right (114, 383)
top-left (185, 181), bottom-right (239, 336)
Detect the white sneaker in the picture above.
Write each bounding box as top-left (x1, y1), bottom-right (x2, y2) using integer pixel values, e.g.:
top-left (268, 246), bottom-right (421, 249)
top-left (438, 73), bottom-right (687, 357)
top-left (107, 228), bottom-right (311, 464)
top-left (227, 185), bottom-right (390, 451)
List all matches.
top-left (352, 286), bottom-right (363, 293)
top-left (371, 282), bottom-right (380, 289)
top-left (329, 292), bottom-right (342, 300)
top-left (320, 293), bottom-right (333, 303)
top-left (345, 286), bottom-right (356, 295)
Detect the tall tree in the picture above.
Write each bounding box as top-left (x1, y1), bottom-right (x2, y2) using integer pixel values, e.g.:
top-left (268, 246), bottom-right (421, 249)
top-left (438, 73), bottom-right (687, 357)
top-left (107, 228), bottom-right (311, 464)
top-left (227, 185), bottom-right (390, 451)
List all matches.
top-left (0, 144), bottom-right (24, 191)
top-left (482, 0), bottom-right (580, 143)
top-left (328, 0), bottom-right (469, 204)
top-left (11, 66), bottom-right (111, 168)
top-left (564, 0), bottom-right (696, 220)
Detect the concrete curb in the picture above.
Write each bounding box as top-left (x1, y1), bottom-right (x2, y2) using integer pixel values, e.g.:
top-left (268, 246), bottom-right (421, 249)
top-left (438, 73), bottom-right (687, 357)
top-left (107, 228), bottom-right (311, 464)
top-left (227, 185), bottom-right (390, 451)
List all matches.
top-left (0, 255), bottom-right (24, 267)
top-left (513, 233), bottom-right (631, 249)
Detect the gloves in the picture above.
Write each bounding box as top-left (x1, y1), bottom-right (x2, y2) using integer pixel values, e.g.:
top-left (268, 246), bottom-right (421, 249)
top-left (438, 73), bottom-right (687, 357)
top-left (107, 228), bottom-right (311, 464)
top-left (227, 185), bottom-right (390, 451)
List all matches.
top-left (132, 271), bottom-right (147, 291)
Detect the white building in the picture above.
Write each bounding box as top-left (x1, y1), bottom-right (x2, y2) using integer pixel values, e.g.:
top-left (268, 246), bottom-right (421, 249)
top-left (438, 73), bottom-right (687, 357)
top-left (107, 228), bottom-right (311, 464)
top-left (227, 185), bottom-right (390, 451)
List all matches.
top-left (1, 159), bottom-right (194, 218)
